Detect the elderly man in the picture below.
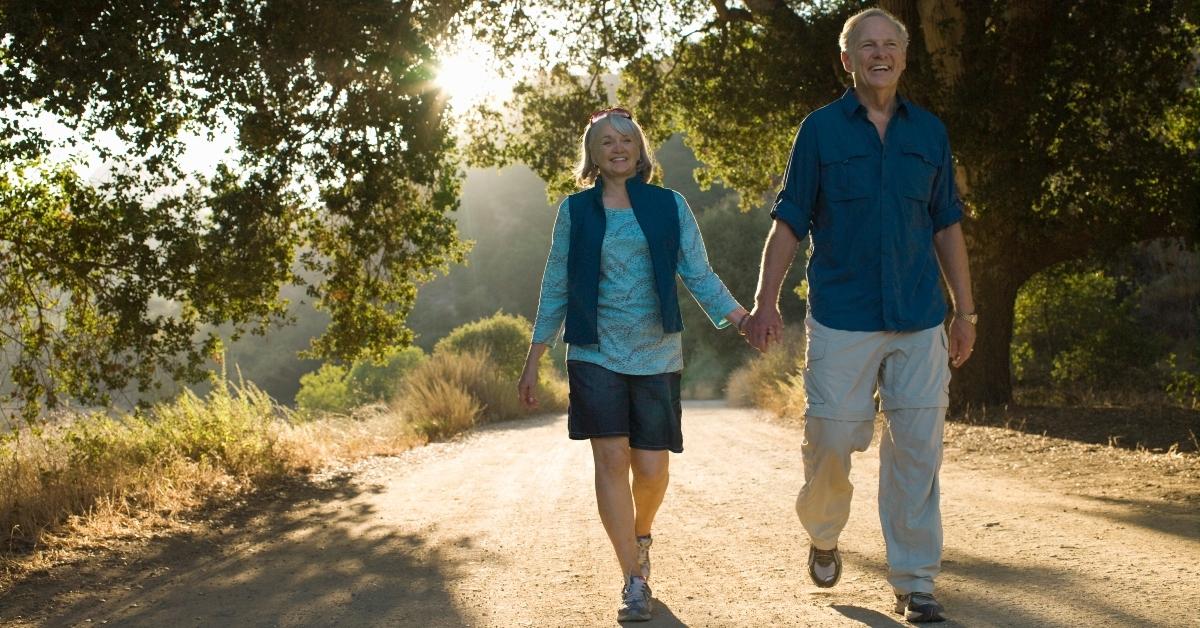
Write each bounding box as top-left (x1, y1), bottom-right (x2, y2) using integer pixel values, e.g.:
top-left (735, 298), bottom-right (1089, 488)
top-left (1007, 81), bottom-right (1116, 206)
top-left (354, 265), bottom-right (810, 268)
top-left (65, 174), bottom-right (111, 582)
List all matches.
top-left (744, 7), bottom-right (976, 623)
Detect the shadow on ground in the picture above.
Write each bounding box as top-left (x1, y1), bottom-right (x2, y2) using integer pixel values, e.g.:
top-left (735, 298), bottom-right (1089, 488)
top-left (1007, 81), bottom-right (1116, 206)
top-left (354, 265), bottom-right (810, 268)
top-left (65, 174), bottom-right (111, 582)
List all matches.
top-left (1078, 494), bottom-right (1200, 540)
top-left (0, 474), bottom-right (468, 627)
top-left (937, 546), bottom-right (1166, 627)
top-left (952, 403), bottom-right (1200, 454)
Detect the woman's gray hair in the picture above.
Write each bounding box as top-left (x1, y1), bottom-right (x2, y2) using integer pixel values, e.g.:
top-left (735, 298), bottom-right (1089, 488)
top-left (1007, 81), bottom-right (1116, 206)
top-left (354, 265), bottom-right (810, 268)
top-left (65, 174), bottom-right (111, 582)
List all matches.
top-left (574, 113), bottom-right (656, 188)
top-left (839, 7), bottom-right (909, 52)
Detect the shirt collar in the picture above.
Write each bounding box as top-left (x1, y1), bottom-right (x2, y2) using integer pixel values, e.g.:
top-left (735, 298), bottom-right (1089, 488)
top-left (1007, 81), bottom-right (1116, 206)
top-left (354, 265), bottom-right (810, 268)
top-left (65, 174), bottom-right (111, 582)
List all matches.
top-left (840, 87), bottom-right (911, 119)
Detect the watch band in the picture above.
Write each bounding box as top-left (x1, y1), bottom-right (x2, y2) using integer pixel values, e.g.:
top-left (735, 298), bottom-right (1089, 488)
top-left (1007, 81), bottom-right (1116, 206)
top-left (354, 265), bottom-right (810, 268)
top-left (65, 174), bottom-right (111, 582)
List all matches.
top-left (954, 310), bottom-right (978, 325)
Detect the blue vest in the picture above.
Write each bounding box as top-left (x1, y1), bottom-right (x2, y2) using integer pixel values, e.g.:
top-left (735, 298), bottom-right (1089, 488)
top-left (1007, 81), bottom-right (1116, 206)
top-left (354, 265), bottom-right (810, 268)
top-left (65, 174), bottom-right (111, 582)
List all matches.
top-left (564, 177), bottom-right (683, 345)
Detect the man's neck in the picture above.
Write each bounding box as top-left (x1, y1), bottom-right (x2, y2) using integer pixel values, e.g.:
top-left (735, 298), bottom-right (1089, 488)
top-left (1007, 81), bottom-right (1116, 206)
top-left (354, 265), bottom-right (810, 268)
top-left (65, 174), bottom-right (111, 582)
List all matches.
top-left (853, 83), bottom-right (898, 116)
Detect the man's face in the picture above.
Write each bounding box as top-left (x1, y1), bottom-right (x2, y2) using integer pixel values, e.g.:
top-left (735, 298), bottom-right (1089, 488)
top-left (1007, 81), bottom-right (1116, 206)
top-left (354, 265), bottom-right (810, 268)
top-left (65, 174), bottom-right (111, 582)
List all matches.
top-left (841, 15), bottom-right (907, 92)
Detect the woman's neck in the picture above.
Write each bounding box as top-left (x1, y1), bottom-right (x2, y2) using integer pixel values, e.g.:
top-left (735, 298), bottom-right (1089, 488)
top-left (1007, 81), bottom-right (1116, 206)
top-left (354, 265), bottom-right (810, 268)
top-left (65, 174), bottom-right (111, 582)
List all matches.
top-left (600, 174), bottom-right (633, 207)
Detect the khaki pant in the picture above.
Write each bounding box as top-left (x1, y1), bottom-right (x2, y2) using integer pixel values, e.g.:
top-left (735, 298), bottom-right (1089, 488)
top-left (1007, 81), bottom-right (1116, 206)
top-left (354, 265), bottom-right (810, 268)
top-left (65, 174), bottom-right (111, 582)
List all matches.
top-left (795, 317), bottom-right (950, 595)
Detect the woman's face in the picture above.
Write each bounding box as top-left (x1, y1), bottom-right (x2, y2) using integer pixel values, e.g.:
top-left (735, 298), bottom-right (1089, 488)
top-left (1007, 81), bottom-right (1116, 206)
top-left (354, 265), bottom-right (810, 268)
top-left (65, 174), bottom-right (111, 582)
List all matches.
top-left (590, 120), bottom-right (640, 181)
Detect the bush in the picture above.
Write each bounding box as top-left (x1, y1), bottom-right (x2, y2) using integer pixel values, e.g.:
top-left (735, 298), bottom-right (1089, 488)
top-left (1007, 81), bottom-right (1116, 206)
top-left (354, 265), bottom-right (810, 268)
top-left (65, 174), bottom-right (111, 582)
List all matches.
top-left (724, 331), bottom-right (806, 416)
top-left (398, 353), bottom-right (490, 440)
top-left (396, 341), bottom-right (568, 442)
top-left (2, 380), bottom-right (294, 550)
top-left (434, 312), bottom-right (532, 379)
top-left (295, 364), bottom-right (356, 413)
top-left (295, 346), bottom-right (426, 414)
top-left (347, 346), bottom-right (426, 402)
top-left (1012, 266), bottom-right (1167, 389)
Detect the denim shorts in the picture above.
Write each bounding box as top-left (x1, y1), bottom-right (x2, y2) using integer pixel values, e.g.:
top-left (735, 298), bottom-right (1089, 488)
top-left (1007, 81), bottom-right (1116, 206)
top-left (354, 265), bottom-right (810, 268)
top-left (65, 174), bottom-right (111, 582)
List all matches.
top-left (566, 360), bottom-right (683, 452)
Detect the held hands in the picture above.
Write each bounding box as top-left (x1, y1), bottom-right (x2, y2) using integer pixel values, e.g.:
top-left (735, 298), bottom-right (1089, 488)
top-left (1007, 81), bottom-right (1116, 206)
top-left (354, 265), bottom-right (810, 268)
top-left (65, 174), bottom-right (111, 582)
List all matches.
top-left (742, 305), bottom-right (784, 352)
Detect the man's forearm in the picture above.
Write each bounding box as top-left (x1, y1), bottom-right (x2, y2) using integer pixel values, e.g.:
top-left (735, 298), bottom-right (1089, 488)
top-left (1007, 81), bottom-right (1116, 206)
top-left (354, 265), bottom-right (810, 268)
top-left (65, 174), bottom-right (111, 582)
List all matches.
top-left (933, 222), bottom-right (975, 313)
top-left (755, 220), bottom-right (801, 308)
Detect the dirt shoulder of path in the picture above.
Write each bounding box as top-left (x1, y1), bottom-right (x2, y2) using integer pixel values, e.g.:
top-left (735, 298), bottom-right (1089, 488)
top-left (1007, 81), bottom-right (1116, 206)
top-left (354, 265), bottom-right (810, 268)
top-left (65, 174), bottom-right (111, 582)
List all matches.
top-left (1, 402), bottom-right (1197, 626)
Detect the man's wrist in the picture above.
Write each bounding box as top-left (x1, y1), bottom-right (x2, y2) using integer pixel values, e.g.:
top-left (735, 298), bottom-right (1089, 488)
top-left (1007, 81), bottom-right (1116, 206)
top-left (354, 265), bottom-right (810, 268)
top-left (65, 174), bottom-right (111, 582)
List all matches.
top-left (954, 309), bottom-right (978, 326)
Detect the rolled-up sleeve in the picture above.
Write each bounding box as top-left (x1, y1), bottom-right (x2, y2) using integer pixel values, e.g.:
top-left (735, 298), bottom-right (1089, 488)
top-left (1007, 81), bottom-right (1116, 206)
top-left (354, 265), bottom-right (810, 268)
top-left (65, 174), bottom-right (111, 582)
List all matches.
top-left (674, 193), bottom-right (741, 328)
top-left (531, 200), bottom-right (570, 345)
top-left (929, 133), bottom-right (964, 232)
top-left (769, 119), bottom-right (819, 240)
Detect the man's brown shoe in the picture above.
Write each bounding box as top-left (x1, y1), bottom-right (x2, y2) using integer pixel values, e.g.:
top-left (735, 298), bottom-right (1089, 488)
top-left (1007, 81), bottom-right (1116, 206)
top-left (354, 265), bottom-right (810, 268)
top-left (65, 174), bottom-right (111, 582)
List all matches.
top-left (807, 545), bottom-right (841, 588)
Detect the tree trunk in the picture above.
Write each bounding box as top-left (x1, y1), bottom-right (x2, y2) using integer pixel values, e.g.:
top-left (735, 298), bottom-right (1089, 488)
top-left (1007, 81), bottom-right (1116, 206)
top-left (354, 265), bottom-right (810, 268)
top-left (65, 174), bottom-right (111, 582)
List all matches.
top-left (949, 275), bottom-right (1020, 409)
top-left (948, 236), bottom-right (1029, 409)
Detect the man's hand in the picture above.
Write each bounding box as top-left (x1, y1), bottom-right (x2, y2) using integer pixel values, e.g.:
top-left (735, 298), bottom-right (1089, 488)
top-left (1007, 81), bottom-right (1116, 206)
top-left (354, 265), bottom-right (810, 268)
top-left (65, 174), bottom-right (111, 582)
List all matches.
top-left (745, 305), bottom-right (784, 352)
top-left (948, 317), bottom-right (976, 368)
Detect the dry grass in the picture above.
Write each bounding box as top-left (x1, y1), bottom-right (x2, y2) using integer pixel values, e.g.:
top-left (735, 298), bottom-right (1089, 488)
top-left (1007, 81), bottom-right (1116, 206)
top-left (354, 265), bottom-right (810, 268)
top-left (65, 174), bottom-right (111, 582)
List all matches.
top-left (399, 378), bottom-right (484, 441)
top-left (0, 380), bottom-right (297, 575)
top-left (275, 403), bottom-right (423, 464)
top-left (724, 331), bottom-right (806, 416)
top-left (1, 347), bottom-right (571, 586)
top-left (394, 349), bottom-right (568, 441)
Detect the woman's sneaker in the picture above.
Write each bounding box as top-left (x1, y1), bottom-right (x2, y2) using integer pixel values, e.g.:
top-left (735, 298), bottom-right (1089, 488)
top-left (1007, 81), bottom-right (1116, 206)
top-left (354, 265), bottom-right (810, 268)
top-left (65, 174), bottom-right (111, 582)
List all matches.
top-left (617, 575), bottom-right (653, 622)
top-left (636, 535), bottom-right (653, 580)
top-left (894, 591), bottom-right (945, 622)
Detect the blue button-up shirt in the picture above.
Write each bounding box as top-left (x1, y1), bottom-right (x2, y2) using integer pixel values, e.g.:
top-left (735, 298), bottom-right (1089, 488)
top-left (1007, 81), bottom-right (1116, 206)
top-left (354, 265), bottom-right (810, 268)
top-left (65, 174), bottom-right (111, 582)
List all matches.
top-left (771, 88), bottom-right (963, 332)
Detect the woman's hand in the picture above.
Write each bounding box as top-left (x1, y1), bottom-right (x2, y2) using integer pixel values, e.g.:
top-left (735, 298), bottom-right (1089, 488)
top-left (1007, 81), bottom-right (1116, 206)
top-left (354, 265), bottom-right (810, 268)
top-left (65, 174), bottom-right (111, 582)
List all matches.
top-left (517, 343), bottom-right (550, 408)
top-left (517, 361), bottom-right (540, 408)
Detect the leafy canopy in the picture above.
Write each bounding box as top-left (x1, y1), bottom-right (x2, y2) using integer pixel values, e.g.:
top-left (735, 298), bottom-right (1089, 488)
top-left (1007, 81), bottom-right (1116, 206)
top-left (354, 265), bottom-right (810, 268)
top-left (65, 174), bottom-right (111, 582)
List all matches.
top-left (462, 0), bottom-right (1200, 405)
top-left (1, 1), bottom-right (473, 420)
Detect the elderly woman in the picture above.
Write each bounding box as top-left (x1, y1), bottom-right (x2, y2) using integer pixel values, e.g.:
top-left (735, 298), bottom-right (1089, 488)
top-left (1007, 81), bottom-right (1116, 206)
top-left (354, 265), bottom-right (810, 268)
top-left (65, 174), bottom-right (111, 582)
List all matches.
top-left (517, 107), bottom-right (748, 622)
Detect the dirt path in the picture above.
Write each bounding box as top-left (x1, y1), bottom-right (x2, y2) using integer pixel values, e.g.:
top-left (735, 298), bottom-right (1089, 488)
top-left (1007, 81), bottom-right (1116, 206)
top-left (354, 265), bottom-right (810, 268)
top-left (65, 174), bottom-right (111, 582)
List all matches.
top-left (4, 402), bottom-right (1199, 627)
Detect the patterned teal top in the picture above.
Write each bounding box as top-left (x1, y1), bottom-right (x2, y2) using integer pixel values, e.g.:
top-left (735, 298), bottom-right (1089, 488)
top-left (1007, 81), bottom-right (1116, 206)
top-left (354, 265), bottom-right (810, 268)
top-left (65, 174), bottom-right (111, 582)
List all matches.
top-left (531, 191), bottom-right (741, 375)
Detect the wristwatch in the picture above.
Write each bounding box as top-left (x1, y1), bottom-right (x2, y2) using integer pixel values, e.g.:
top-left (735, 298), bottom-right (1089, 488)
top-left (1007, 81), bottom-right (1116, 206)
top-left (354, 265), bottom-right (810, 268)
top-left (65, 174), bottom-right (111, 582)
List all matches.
top-left (954, 310), bottom-right (978, 325)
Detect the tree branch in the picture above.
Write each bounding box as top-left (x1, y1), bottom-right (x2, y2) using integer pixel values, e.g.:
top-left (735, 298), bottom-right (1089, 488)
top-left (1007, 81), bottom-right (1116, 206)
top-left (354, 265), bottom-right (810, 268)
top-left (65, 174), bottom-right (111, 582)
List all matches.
top-left (709, 0), bottom-right (753, 23)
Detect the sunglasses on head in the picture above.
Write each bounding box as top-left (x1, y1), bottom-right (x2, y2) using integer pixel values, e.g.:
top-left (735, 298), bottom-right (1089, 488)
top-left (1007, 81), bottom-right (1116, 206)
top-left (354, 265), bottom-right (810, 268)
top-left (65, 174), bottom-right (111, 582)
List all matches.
top-left (588, 107), bottom-right (633, 124)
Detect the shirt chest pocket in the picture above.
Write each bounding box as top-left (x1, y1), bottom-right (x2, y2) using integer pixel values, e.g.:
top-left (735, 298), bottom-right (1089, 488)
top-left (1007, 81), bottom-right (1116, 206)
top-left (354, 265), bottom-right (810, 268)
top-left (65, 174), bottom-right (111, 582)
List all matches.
top-left (819, 149), bottom-right (872, 202)
top-left (899, 143), bottom-right (938, 203)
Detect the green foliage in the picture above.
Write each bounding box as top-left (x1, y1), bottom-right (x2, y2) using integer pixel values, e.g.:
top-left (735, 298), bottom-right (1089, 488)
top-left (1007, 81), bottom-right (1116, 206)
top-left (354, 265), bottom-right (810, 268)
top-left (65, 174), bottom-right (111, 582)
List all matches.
top-left (1166, 359), bottom-right (1200, 410)
top-left (3, 379), bottom-right (290, 546)
top-left (1165, 332), bottom-right (1200, 409)
top-left (434, 312), bottom-right (537, 380)
top-left (348, 347), bottom-right (427, 403)
top-left (1, 1), bottom-right (470, 421)
top-left (461, 0), bottom-right (1200, 406)
top-left (1012, 266), bottom-right (1167, 389)
top-left (295, 346), bottom-right (427, 414)
top-left (678, 191), bottom-right (807, 394)
top-left (294, 364), bottom-right (357, 414)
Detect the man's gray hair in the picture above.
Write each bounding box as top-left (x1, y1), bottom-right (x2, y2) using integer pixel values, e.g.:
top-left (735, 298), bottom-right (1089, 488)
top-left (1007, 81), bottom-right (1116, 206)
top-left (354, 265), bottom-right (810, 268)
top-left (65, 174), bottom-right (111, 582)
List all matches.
top-left (839, 7), bottom-right (909, 52)
top-left (575, 113), bottom-right (656, 187)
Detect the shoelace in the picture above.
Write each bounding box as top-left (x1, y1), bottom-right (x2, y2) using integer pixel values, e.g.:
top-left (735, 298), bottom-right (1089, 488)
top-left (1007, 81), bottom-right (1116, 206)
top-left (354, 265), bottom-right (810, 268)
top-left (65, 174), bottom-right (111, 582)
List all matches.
top-left (623, 579), bottom-right (650, 603)
top-left (907, 592), bottom-right (937, 607)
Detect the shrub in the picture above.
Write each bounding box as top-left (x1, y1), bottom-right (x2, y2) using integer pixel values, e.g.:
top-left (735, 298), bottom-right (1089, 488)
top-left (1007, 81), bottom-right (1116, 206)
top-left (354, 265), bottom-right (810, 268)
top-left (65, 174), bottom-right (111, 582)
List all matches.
top-left (1012, 266), bottom-right (1167, 389)
top-left (725, 331), bottom-right (806, 416)
top-left (1, 380), bottom-right (293, 550)
top-left (295, 364), bottom-right (356, 413)
top-left (396, 346), bottom-right (568, 442)
top-left (434, 312), bottom-right (533, 379)
top-left (295, 346), bottom-right (427, 414)
top-left (347, 346), bottom-right (426, 402)
top-left (401, 377), bottom-right (484, 441)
